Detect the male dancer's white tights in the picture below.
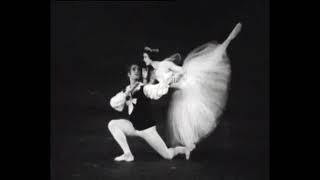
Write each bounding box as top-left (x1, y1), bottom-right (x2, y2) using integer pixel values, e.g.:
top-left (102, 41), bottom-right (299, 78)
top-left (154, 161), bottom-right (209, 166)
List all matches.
top-left (108, 119), bottom-right (188, 162)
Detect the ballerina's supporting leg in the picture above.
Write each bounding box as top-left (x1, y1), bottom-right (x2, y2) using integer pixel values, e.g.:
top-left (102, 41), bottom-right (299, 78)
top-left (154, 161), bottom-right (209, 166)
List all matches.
top-left (108, 119), bottom-right (139, 161)
top-left (137, 126), bottom-right (189, 160)
top-left (184, 143), bottom-right (196, 160)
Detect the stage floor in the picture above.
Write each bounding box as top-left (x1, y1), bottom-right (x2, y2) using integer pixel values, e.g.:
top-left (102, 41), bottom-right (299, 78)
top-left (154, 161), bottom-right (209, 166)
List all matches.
top-left (51, 109), bottom-right (269, 180)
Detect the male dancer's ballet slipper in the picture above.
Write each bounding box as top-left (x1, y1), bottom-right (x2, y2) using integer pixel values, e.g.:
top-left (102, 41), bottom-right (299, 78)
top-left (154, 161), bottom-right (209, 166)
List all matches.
top-left (114, 153), bottom-right (134, 162)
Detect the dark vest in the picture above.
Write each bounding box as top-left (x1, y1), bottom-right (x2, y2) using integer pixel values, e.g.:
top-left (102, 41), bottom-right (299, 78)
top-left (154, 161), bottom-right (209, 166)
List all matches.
top-left (126, 85), bottom-right (156, 130)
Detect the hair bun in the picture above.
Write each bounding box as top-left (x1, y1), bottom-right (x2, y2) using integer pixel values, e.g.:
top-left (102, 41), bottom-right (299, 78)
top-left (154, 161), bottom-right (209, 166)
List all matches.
top-left (144, 46), bottom-right (159, 53)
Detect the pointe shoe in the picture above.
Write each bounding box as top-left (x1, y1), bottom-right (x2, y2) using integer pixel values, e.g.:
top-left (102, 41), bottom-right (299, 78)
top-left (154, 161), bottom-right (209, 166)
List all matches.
top-left (228, 23), bottom-right (242, 41)
top-left (221, 23), bottom-right (242, 49)
top-left (114, 153), bottom-right (134, 162)
top-left (185, 150), bottom-right (191, 160)
top-left (185, 144), bottom-right (196, 160)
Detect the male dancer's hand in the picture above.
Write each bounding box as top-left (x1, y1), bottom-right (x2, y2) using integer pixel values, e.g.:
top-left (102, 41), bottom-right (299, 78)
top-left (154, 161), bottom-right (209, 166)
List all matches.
top-left (125, 82), bottom-right (140, 96)
top-left (124, 82), bottom-right (140, 101)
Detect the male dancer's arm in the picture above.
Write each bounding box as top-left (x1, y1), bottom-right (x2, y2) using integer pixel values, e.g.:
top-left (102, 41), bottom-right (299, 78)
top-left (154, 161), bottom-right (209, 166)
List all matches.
top-left (110, 90), bottom-right (127, 112)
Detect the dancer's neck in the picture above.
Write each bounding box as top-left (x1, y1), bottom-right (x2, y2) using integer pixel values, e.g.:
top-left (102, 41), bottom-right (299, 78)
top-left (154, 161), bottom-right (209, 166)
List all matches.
top-left (129, 79), bottom-right (139, 87)
top-left (150, 61), bottom-right (159, 69)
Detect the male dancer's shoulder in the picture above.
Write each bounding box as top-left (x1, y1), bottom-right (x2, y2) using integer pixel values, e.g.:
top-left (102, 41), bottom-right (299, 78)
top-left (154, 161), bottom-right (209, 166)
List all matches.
top-left (122, 84), bottom-right (130, 93)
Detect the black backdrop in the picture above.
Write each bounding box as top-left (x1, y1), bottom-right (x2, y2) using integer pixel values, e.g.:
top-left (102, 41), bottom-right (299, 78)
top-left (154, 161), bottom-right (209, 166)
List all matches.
top-left (51, 1), bottom-right (269, 179)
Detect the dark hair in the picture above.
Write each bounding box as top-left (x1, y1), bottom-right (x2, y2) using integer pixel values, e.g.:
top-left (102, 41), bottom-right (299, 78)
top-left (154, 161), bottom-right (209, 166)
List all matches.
top-left (141, 63), bottom-right (158, 84)
top-left (143, 47), bottom-right (159, 60)
top-left (125, 63), bottom-right (141, 74)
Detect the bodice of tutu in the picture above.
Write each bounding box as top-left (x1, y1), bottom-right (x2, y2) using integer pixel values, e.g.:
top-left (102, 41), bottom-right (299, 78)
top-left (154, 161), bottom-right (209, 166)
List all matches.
top-left (154, 61), bottom-right (175, 85)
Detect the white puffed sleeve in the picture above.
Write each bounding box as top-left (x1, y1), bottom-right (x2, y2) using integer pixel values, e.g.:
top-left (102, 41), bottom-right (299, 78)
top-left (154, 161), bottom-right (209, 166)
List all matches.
top-left (110, 91), bottom-right (127, 112)
top-left (143, 82), bottom-right (169, 100)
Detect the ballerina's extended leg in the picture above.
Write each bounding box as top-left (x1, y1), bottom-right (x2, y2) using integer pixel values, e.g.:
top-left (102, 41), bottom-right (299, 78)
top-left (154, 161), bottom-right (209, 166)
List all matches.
top-left (185, 143), bottom-right (196, 160)
top-left (165, 23), bottom-right (241, 162)
top-left (219, 23), bottom-right (242, 51)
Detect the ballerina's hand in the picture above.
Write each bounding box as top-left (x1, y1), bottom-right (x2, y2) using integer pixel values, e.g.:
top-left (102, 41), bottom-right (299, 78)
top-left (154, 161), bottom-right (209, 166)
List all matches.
top-left (142, 68), bottom-right (148, 79)
top-left (168, 74), bottom-right (181, 86)
top-left (172, 76), bottom-right (178, 84)
top-left (173, 72), bottom-right (184, 83)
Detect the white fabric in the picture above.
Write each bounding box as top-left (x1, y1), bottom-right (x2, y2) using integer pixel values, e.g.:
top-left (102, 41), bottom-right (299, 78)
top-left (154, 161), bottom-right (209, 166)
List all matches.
top-left (110, 91), bottom-right (126, 112)
top-left (166, 23), bottom-right (241, 148)
top-left (143, 82), bottom-right (169, 100)
top-left (126, 98), bottom-right (137, 115)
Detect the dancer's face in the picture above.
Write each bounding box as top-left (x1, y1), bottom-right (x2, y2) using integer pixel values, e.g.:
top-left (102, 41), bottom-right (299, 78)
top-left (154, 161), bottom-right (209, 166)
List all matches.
top-left (128, 64), bottom-right (141, 81)
top-left (143, 53), bottom-right (152, 65)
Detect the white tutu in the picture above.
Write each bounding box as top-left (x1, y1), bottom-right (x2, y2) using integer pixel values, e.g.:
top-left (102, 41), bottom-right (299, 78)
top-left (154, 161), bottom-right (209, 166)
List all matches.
top-left (167, 23), bottom-right (242, 148)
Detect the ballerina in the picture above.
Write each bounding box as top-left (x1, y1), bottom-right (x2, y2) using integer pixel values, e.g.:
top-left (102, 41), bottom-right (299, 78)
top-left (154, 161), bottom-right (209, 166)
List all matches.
top-left (142, 23), bottom-right (242, 157)
top-left (142, 47), bottom-right (159, 85)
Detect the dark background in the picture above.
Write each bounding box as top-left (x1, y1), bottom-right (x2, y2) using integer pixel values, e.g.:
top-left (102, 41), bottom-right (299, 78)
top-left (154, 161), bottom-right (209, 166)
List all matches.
top-left (51, 0), bottom-right (269, 180)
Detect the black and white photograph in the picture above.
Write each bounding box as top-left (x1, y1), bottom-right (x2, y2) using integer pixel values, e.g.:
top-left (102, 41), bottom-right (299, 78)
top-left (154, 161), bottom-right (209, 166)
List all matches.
top-left (51, 0), bottom-right (269, 179)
